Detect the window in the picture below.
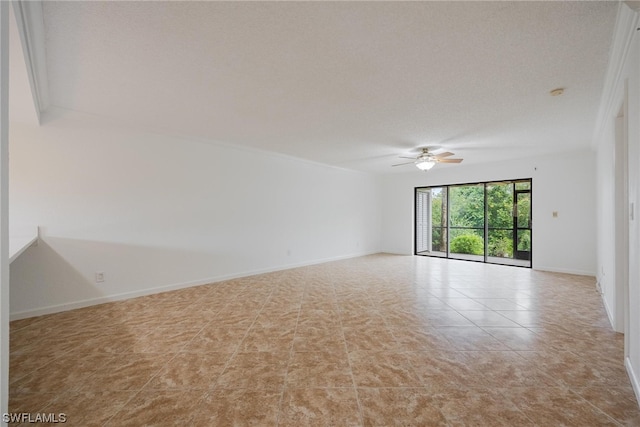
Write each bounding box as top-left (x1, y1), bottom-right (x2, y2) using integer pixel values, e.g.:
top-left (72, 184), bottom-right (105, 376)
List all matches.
top-left (415, 179), bottom-right (532, 267)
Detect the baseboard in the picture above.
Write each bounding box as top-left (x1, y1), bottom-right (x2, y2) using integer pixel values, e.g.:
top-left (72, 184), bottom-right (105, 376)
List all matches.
top-left (625, 357), bottom-right (640, 408)
top-left (601, 292), bottom-right (617, 331)
top-left (532, 265), bottom-right (596, 277)
top-left (9, 250), bottom-right (379, 321)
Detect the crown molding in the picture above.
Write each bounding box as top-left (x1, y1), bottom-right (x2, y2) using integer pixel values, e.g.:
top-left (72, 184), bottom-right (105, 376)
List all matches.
top-left (593, 2), bottom-right (639, 147)
top-left (11, 0), bottom-right (48, 124)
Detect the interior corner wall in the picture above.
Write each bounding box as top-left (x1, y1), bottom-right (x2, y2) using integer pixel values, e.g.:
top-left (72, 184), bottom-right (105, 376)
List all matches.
top-left (8, 111), bottom-right (382, 319)
top-left (380, 150), bottom-right (597, 276)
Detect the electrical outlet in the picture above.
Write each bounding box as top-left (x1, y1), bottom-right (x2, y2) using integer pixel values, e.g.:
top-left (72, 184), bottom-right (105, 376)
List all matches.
top-left (95, 272), bottom-right (105, 283)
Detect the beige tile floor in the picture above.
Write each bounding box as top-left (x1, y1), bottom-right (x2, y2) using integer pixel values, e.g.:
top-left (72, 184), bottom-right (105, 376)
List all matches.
top-left (8, 254), bottom-right (640, 426)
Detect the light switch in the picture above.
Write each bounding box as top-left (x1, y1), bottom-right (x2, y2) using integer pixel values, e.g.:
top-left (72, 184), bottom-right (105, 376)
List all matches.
top-left (552, 211), bottom-right (558, 218)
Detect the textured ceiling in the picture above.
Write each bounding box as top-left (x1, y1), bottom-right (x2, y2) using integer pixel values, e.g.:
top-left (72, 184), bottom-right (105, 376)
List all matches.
top-left (35, 1), bottom-right (617, 173)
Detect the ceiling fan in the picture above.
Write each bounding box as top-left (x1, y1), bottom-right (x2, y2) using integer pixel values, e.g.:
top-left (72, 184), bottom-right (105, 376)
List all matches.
top-left (392, 147), bottom-right (463, 171)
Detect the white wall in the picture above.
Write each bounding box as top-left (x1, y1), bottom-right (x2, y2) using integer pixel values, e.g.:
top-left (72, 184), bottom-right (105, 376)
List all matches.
top-left (380, 150), bottom-right (597, 276)
top-left (8, 109), bottom-right (381, 318)
top-left (596, 113), bottom-right (619, 328)
top-left (594, 2), bottom-right (640, 402)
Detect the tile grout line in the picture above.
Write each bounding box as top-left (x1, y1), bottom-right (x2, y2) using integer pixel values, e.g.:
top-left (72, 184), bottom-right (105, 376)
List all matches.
top-left (274, 275), bottom-right (304, 427)
top-left (336, 280), bottom-right (366, 427)
top-left (102, 288), bottom-right (263, 427)
top-left (99, 299), bottom-right (228, 426)
top-left (210, 287), bottom-right (275, 391)
top-left (567, 388), bottom-right (626, 427)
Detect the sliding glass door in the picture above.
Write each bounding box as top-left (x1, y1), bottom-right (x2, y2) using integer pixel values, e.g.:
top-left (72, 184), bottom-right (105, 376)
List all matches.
top-left (415, 179), bottom-right (532, 267)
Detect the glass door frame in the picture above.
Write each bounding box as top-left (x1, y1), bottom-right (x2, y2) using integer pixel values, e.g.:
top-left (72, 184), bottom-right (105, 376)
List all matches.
top-left (414, 178), bottom-right (532, 268)
top-left (514, 187), bottom-right (532, 261)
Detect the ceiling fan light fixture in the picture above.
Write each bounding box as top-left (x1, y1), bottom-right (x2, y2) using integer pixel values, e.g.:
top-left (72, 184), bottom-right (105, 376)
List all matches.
top-left (391, 148), bottom-right (462, 169)
top-left (416, 160), bottom-right (435, 170)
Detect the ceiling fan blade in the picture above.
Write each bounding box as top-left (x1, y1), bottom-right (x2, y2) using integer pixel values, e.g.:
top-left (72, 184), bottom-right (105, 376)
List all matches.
top-left (391, 161), bottom-right (416, 167)
top-left (398, 156), bottom-right (417, 160)
top-left (437, 158), bottom-right (463, 163)
top-left (433, 152), bottom-right (454, 158)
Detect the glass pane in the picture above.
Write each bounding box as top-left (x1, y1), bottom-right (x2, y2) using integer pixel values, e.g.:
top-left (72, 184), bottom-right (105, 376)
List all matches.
top-left (431, 187), bottom-right (445, 227)
top-left (517, 229), bottom-right (531, 252)
top-left (517, 193), bottom-right (531, 228)
top-left (449, 228), bottom-right (484, 259)
top-left (431, 187), bottom-right (447, 255)
top-left (488, 229), bottom-right (513, 258)
top-left (487, 183), bottom-right (513, 229)
top-left (449, 184), bottom-right (484, 260)
top-left (515, 181), bottom-right (531, 191)
top-left (431, 226), bottom-right (447, 253)
top-left (449, 184), bottom-right (484, 228)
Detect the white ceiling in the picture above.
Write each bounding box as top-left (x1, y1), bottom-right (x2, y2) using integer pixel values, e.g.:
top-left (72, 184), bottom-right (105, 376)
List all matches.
top-left (12, 1), bottom-right (619, 173)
